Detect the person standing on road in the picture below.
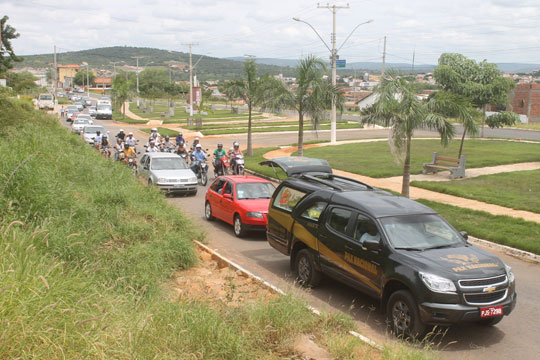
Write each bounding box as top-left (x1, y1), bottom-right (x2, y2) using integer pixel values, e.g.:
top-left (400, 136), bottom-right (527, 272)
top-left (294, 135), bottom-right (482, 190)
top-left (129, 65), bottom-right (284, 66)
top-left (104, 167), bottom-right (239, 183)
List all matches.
top-left (60, 105), bottom-right (65, 118)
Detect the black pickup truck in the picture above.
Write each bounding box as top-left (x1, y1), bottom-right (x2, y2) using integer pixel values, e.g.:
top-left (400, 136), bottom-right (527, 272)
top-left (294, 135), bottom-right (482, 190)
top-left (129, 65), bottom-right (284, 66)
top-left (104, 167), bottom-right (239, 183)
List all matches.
top-left (261, 157), bottom-right (517, 339)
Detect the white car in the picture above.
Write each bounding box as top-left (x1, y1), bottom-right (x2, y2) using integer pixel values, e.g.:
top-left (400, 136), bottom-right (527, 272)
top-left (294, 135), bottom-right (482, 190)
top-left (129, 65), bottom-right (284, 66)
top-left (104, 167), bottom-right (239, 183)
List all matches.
top-left (71, 115), bottom-right (94, 134)
top-left (138, 153), bottom-right (198, 196)
top-left (96, 104), bottom-right (112, 119)
top-left (81, 125), bottom-right (106, 145)
top-left (88, 106), bottom-right (97, 117)
top-left (38, 93), bottom-right (54, 110)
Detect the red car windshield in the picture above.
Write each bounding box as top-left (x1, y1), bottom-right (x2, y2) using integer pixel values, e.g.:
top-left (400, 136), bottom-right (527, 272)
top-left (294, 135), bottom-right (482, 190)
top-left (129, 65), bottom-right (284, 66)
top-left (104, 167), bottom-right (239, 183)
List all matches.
top-left (236, 182), bottom-right (275, 200)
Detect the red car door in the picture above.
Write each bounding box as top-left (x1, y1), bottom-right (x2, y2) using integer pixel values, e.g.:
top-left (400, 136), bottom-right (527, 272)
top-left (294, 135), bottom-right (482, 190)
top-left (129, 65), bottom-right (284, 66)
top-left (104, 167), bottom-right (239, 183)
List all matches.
top-left (220, 180), bottom-right (235, 224)
top-left (208, 178), bottom-right (227, 220)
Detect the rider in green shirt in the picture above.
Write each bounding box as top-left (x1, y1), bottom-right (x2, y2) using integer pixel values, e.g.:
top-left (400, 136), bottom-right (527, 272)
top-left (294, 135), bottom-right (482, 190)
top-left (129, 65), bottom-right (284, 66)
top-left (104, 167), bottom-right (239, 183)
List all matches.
top-left (213, 143), bottom-right (228, 171)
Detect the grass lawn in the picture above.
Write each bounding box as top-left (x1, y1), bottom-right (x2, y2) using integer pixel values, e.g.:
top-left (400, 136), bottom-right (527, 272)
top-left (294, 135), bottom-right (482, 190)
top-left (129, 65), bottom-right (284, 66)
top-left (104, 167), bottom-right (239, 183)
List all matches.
top-left (129, 103), bottom-right (262, 120)
top-left (511, 122), bottom-right (540, 131)
top-left (201, 123), bottom-right (362, 135)
top-left (412, 170), bottom-right (540, 214)
top-left (419, 200), bottom-right (540, 254)
top-left (162, 115), bottom-right (267, 124)
top-left (299, 139), bottom-right (540, 178)
top-left (112, 110), bottom-right (148, 124)
top-left (183, 119), bottom-right (351, 131)
top-left (140, 127), bottom-right (179, 137)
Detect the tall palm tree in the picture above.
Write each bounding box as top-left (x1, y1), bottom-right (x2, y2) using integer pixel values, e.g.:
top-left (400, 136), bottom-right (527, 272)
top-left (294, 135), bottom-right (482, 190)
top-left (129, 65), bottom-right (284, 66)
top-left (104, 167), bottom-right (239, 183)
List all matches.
top-left (362, 75), bottom-right (455, 198)
top-left (267, 55), bottom-right (342, 156)
top-left (223, 58), bottom-right (261, 156)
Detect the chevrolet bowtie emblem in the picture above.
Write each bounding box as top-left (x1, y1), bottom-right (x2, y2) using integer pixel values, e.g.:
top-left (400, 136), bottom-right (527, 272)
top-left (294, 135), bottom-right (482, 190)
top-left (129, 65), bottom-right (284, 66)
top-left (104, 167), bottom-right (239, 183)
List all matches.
top-left (483, 286), bottom-right (497, 293)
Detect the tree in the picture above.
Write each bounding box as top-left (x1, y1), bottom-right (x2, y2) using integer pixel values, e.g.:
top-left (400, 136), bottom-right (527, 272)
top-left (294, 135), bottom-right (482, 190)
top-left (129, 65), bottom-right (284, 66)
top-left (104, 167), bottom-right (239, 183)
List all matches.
top-left (139, 68), bottom-right (168, 100)
top-left (263, 55), bottom-right (342, 156)
top-left (434, 53), bottom-right (516, 145)
top-left (224, 59), bottom-right (273, 156)
top-left (0, 16), bottom-right (22, 75)
top-left (361, 75), bottom-right (455, 198)
top-left (112, 74), bottom-right (132, 120)
top-left (6, 71), bottom-right (38, 92)
top-left (73, 70), bottom-right (95, 87)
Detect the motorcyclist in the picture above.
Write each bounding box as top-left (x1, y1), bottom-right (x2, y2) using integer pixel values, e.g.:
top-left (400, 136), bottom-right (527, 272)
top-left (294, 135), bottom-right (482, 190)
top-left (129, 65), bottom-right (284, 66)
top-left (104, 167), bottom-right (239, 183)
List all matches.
top-left (116, 129), bottom-right (126, 141)
top-left (94, 130), bottom-right (103, 149)
top-left (148, 132), bottom-right (161, 146)
top-left (119, 143), bottom-right (138, 167)
top-left (191, 137), bottom-right (201, 152)
top-left (114, 138), bottom-right (124, 160)
top-left (190, 143), bottom-right (207, 175)
top-left (161, 135), bottom-right (175, 152)
top-left (229, 141), bottom-right (242, 172)
top-left (175, 132), bottom-right (186, 145)
top-left (125, 132), bottom-right (138, 150)
top-left (146, 141), bottom-right (160, 153)
top-left (176, 140), bottom-right (189, 160)
top-left (213, 143), bottom-right (227, 172)
top-left (101, 134), bottom-right (111, 157)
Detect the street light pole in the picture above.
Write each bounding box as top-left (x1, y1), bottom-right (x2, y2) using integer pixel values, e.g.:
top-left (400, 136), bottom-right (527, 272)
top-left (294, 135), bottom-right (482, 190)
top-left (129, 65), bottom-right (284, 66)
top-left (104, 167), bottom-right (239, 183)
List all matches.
top-left (294, 6), bottom-right (373, 144)
top-left (132, 56), bottom-right (144, 107)
top-left (82, 61), bottom-right (89, 97)
top-left (182, 43), bottom-right (198, 117)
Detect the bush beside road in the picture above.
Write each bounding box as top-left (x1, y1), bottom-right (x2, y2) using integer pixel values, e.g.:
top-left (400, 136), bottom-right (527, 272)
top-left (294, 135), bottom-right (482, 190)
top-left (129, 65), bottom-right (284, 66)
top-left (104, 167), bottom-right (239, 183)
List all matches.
top-left (0, 96), bottom-right (436, 358)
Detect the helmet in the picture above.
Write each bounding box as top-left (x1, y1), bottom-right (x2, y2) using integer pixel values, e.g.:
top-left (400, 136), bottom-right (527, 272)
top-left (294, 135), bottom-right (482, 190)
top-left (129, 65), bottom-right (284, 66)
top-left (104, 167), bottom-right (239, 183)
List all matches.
top-left (151, 127), bottom-right (157, 132)
top-left (152, 133), bottom-right (158, 137)
top-left (196, 144), bottom-right (202, 149)
top-left (103, 134), bottom-right (108, 138)
top-left (119, 129), bottom-right (124, 132)
top-left (217, 143), bottom-right (223, 147)
top-left (194, 137), bottom-right (199, 141)
top-left (124, 143), bottom-right (130, 148)
top-left (179, 141), bottom-right (184, 146)
top-left (128, 132), bottom-right (133, 135)
top-left (150, 141), bottom-right (155, 145)
top-left (165, 135), bottom-right (170, 140)
top-left (178, 132), bottom-right (183, 136)
top-left (233, 141), bottom-right (239, 147)
top-left (96, 130), bottom-right (101, 134)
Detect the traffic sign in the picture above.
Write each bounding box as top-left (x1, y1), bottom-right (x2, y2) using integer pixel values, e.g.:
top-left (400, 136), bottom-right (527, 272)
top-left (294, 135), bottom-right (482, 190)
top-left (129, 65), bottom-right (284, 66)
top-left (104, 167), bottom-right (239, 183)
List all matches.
top-left (336, 59), bottom-right (346, 68)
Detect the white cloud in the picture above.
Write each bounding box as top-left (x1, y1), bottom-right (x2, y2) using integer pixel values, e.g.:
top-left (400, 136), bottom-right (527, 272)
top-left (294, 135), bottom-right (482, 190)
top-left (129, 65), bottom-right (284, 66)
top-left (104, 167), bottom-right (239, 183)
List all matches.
top-left (3, 0), bottom-right (540, 64)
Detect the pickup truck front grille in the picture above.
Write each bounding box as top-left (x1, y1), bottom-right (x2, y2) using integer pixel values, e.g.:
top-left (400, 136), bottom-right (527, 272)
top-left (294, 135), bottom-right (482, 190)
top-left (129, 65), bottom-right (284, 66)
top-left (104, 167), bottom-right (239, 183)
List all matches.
top-left (459, 275), bottom-right (507, 288)
top-left (464, 289), bottom-right (507, 305)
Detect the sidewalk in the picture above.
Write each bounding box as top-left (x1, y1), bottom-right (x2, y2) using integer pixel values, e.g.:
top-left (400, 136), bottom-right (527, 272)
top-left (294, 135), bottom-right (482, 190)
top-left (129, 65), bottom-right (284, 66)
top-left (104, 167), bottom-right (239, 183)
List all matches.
top-left (263, 142), bottom-right (540, 224)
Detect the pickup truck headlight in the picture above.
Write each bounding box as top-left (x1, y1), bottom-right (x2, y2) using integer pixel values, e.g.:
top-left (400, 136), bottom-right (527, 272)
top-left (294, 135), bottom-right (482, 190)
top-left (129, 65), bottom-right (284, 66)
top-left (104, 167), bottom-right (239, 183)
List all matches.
top-left (505, 264), bottom-right (515, 284)
top-left (246, 212), bottom-right (263, 218)
top-left (419, 272), bottom-right (456, 293)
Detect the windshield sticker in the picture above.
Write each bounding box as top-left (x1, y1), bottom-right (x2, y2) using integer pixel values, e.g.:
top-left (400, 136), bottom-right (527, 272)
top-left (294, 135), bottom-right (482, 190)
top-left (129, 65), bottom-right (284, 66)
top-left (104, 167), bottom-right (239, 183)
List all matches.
top-left (440, 254), bottom-right (499, 272)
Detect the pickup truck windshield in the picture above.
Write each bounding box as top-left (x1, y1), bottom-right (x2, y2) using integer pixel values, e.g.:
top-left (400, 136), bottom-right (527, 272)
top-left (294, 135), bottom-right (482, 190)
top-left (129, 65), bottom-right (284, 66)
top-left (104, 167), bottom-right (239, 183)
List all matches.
top-left (380, 214), bottom-right (463, 250)
top-left (151, 158), bottom-right (188, 170)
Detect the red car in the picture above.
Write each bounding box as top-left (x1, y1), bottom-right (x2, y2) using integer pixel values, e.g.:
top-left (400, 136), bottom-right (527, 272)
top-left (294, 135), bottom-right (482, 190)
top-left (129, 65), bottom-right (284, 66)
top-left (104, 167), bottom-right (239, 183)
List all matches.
top-left (205, 175), bottom-right (276, 237)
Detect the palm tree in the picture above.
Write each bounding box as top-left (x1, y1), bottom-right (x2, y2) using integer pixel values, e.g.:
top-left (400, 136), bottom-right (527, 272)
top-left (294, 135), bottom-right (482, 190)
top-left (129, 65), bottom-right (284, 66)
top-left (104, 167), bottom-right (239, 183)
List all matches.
top-left (361, 75), bottom-right (455, 198)
top-left (266, 55), bottom-right (342, 156)
top-left (223, 58), bottom-right (262, 156)
top-left (112, 74), bottom-right (132, 120)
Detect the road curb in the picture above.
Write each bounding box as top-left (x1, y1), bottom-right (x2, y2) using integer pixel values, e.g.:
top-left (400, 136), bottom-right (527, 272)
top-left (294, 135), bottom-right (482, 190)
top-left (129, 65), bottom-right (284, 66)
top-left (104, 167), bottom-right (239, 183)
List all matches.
top-left (468, 236), bottom-right (540, 264)
top-left (193, 240), bottom-right (384, 351)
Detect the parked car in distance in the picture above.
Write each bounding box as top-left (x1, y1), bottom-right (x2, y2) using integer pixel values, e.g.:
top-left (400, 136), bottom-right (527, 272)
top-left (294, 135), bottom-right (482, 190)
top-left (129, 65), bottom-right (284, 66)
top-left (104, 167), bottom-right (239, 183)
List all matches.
top-left (65, 105), bottom-right (79, 122)
top-left (88, 106), bottom-right (97, 117)
top-left (261, 156), bottom-right (517, 339)
top-left (205, 175), bottom-right (276, 237)
top-left (81, 125), bottom-right (105, 145)
top-left (138, 153), bottom-right (198, 196)
top-left (71, 116), bottom-right (94, 134)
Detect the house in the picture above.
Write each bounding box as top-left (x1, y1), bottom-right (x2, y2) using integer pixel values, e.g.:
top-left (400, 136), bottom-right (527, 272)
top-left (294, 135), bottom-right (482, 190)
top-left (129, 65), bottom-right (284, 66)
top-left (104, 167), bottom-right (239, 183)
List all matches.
top-left (57, 64), bottom-right (81, 88)
top-left (509, 83), bottom-right (540, 123)
top-left (94, 77), bottom-right (112, 89)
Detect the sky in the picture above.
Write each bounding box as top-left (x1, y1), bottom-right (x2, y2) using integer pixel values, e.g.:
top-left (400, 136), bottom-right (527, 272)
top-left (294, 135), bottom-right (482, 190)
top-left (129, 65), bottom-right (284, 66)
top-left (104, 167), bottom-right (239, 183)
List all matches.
top-left (3, 0), bottom-right (540, 65)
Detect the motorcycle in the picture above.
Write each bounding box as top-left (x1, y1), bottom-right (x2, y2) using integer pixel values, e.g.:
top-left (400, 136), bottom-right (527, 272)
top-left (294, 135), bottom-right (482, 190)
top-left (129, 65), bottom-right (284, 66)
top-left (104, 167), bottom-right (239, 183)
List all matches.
top-left (101, 146), bottom-right (112, 159)
top-left (160, 144), bottom-right (175, 153)
top-left (190, 154), bottom-right (208, 186)
top-left (214, 155), bottom-right (230, 178)
top-left (177, 150), bottom-right (189, 163)
top-left (231, 153), bottom-right (245, 175)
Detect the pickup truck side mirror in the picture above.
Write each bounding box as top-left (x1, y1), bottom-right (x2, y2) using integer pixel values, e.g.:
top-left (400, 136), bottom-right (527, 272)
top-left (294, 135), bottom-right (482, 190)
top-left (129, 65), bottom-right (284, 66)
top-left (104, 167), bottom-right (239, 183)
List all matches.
top-left (460, 231), bottom-right (468, 240)
top-left (363, 239), bottom-right (381, 252)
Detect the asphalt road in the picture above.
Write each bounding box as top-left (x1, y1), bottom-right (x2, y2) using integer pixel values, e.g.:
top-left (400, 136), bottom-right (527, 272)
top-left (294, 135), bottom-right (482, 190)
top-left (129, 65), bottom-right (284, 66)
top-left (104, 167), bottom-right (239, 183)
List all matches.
top-left (63, 110), bottom-right (540, 359)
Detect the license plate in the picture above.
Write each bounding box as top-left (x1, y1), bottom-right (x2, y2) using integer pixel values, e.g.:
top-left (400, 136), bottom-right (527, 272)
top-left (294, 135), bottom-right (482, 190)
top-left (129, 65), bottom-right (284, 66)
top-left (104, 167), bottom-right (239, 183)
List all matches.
top-left (173, 184), bottom-right (183, 189)
top-left (480, 305), bottom-right (503, 318)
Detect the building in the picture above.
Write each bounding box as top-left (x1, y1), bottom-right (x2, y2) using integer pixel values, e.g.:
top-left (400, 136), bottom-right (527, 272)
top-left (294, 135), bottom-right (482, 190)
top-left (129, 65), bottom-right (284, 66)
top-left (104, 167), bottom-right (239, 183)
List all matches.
top-left (509, 83), bottom-right (540, 123)
top-left (94, 77), bottom-right (112, 89)
top-left (57, 64), bottom-right (81, 88)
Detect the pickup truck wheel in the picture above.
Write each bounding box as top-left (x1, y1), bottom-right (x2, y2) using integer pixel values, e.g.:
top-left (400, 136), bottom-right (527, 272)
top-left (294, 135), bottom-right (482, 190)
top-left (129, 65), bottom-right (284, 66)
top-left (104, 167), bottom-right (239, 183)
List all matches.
top-left (295, 249), bottom-right (321, 287)
top-left (478, 316), bottom-right (503, 326)
top-left (387, 290), bottom-right (427, 340)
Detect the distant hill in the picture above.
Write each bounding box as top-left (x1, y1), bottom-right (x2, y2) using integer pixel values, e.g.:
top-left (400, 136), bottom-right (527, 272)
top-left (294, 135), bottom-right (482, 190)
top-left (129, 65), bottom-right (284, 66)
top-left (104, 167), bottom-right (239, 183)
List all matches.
top-left (227, 57), bottom-right (540, 74)
top-left (15, 46), bottom-right (296, 81)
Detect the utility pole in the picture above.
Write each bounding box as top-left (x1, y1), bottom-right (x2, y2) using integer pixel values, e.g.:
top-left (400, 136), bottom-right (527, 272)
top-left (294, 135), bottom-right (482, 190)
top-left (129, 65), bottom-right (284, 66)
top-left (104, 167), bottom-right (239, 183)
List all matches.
top-left (132, 56), bottom-right (144, 107)
top-left (86, 65), bottom-right (89, 97)
top-left (381, 36), bottom-right (387, 78)
top-left (182, 43), bottom-right (198, 117)
top-left (53, 45), bottom-right (58, 112)
top-left (317, 3), bottom-right (349, 144)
